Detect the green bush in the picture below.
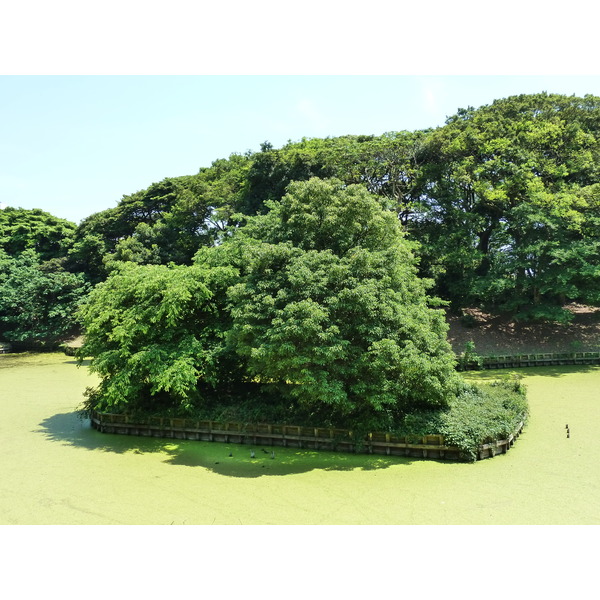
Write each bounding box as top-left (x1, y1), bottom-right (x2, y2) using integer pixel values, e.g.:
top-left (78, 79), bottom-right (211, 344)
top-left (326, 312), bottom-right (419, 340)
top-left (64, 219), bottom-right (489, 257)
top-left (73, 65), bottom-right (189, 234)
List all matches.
top-left (396, 376), bottom-right (528, 461)
top-left (456, 341), bottom-right (483, 371)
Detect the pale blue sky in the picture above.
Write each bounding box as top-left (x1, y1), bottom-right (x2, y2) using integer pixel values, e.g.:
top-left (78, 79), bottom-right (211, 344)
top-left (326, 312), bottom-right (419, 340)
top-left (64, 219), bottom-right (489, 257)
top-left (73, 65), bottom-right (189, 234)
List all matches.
top-left (3, 75), bottom-right (600, 224)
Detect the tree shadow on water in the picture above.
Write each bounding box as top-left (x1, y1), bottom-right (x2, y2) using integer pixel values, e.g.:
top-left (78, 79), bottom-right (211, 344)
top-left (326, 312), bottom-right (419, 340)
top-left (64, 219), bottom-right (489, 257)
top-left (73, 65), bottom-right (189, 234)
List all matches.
top-left (36, 411), bottom-right (424, 478)
top-left (64, 359), bottom-right (91, 366)
top-left (37, 411), bottom-right (173, 455)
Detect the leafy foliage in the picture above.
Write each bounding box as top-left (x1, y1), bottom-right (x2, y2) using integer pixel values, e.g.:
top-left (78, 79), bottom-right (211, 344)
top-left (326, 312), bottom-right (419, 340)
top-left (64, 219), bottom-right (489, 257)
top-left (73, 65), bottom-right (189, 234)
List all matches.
top-left (223, 178), bottom-right (461, 429)
top-left (416, 93), bottom-right (600, 317)
top-left (0, 249), bottom-right (89, 346)
top-left (79, 177), bottom-right (462, 428)
top-left (396, 377), bottom-right (528, 461)
top-left (78, 261), bottom-right (241, 413)
top-left (456, 341), bottom-right (484, 371)
top-left (438, 378), bottom-right (528, 461)
top-left (0, 207), bottom-right (76, 261)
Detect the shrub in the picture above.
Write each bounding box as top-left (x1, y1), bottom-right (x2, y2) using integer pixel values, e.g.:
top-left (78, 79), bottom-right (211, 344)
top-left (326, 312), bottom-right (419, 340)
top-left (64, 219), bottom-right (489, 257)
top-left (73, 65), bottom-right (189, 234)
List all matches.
top-left (456, 341), bottom-right (483, 371)
top-left (438, 378), bottom-right (527, 460)
top-left (396, 376), bottom-right (528, 461)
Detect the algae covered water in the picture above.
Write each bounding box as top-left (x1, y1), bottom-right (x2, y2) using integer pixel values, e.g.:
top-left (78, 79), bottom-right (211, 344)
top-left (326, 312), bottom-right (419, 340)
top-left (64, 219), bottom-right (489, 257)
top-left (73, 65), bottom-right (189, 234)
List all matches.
top-left (1, 352), bottom-right (599, 524)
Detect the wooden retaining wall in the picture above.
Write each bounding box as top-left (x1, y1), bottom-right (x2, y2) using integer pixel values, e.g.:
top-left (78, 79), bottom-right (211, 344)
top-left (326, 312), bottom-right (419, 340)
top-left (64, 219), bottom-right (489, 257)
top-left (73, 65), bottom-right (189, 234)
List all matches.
top-left (90, 411), bottom-right (525, 462)
top-left (0, 342), bottom-right (58, 354)
top-left (479, 351), bottom-right (600, 370)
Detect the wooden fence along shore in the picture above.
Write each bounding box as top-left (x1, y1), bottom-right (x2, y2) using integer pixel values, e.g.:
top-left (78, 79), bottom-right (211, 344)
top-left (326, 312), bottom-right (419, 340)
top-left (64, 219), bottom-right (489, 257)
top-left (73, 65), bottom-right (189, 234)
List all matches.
top-left (2, 344), bottom-right (599, 368)
top-left (477, 351), bottom-right (600, 369)
top-left (90, 411), bottom-right (525, 461)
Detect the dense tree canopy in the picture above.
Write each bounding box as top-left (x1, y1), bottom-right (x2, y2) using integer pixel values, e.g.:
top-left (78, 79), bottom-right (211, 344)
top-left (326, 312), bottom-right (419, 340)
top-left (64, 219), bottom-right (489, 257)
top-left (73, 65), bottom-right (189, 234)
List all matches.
top-left (0, 249), bottom-right (89, 346)
top-left (0, 207), bottom-right (76, 262)
top-left (223, 178), bottom-right (460, 428)
top-left (78, 261), bottom-right (241, 413)
top-left (415, 92), bottom-right (600, 319)
top-left (79, 178), bottom-right (460, 429)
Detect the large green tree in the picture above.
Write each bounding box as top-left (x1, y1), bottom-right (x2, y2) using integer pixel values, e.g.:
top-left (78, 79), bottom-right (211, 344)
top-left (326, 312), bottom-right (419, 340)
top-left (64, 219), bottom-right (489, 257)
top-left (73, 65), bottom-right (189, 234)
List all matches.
top-left (0, 207), bottom-right (76, 262)
top-left (416, 92), bottom-right (600, 319)
top-left (223, 178), bottom-right (460, 429)
top-left (78, 261), bottom-right (241, 413)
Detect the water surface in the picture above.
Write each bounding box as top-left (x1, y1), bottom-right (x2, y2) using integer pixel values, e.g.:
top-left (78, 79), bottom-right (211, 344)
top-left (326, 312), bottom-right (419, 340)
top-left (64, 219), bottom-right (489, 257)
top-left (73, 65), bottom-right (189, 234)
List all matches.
top-left (1, 353), bottom-right (598, 524)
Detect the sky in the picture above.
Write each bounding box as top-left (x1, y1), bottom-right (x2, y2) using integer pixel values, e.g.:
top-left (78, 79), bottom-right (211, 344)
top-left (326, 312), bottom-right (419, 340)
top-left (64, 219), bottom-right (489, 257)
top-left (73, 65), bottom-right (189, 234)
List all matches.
top-left (3, 75), bottom-right (600, 224)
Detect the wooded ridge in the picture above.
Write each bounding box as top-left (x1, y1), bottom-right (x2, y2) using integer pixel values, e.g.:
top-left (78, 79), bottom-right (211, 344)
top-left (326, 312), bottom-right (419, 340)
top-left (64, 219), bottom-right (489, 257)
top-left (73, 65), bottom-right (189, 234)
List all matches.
top-left (1, 92), bottom-right (595, 438)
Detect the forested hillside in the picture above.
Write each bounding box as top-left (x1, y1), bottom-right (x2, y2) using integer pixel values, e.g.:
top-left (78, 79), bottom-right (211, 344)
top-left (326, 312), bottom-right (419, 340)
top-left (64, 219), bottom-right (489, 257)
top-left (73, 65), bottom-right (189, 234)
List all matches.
top-left (4, 92), bottom-right (600, 340)
top-left (66, 92), bottom-right (600, 316)
top-left (1, 92), bottom-right (598, 432)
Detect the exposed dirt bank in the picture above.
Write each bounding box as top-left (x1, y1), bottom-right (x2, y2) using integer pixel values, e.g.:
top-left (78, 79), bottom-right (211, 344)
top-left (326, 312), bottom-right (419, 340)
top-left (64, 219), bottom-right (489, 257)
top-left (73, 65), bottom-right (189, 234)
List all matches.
top-left (446, 304), bottom-right (600, 355)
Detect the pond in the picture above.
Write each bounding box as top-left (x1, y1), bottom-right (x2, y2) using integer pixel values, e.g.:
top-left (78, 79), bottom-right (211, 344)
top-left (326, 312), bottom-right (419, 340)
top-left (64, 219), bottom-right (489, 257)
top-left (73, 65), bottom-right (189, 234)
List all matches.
top-left (1, 352), bottom-right (599, 525)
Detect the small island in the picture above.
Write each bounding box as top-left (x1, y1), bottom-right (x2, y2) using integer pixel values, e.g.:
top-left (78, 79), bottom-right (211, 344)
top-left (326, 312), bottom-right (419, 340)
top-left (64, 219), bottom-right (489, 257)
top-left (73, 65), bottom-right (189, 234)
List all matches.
top-left (5, 92), bottom-right (600, 462)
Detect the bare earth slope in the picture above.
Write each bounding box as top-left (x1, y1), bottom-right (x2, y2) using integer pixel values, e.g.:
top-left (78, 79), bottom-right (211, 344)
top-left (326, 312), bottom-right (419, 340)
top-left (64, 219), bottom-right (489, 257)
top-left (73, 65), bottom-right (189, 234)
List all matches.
top-left (446, 304), bottom-right (600, 356)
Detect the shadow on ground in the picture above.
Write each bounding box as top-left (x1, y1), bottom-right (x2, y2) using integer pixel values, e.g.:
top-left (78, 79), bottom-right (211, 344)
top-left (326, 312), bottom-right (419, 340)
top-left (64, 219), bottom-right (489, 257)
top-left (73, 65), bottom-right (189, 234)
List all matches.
top-left (447, 304), bottom-right (600, 355)
top-left (36, 411), bottom-right (431, 478)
